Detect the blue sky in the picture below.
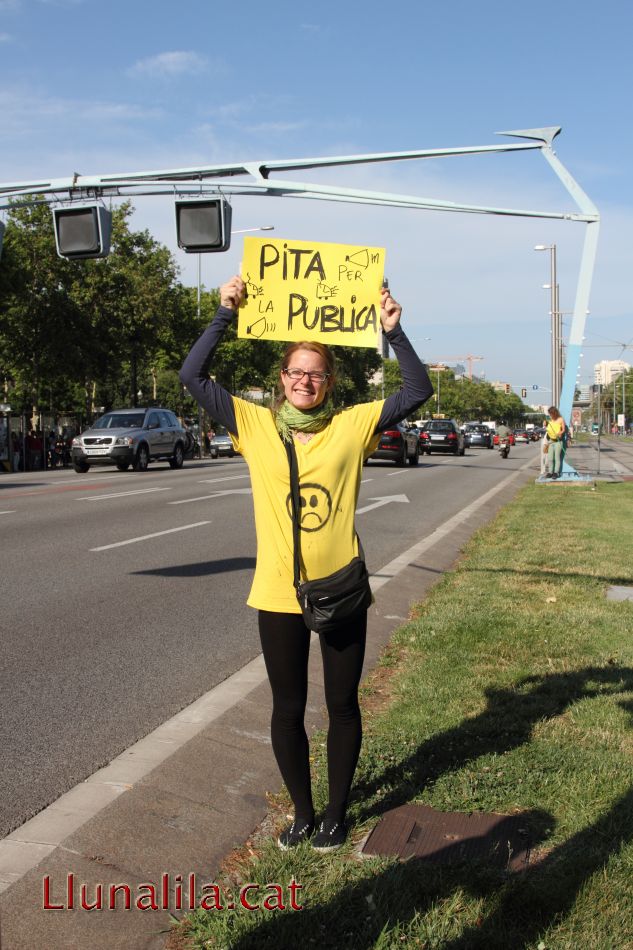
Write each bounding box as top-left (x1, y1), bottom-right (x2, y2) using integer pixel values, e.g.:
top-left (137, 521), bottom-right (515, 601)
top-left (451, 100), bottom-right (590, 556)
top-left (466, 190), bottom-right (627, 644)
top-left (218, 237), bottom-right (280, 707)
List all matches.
top-left (1, 0), bottom-right (632, 398)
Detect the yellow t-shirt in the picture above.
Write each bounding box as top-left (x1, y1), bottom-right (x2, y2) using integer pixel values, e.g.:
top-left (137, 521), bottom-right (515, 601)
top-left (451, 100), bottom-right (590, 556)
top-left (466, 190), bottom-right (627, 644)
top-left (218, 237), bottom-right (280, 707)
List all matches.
top-left (230, 398), bottom-right (385, 613)
top-left (546, 418), bottom-right (565, 442)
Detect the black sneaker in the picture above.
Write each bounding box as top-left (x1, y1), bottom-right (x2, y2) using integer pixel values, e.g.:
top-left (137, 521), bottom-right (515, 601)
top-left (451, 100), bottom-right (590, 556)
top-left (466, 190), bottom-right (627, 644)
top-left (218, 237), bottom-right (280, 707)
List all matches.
top-left (277, 818), bottom-right (315, 850)
top-left (311, 819), bottom-right (348, 852)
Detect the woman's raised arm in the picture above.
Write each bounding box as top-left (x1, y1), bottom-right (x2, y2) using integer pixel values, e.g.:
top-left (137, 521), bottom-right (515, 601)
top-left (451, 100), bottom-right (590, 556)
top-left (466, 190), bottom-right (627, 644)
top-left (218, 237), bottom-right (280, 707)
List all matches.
top-left (375, 287), bottom-right (434, 430)
top-left (179, 277), bottom-right (246, 434)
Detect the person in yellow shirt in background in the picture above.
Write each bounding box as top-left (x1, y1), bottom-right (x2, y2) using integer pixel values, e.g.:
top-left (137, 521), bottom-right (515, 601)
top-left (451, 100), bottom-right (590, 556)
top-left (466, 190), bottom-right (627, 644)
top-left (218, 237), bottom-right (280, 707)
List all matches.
top-left (545, 406), bottom-right (566, 479)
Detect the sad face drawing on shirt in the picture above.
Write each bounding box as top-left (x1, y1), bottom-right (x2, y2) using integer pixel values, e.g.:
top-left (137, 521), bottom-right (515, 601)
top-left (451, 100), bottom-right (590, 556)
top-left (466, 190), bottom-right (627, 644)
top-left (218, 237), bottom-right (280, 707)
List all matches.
top-left (286, 483), bottom-right (332, 532)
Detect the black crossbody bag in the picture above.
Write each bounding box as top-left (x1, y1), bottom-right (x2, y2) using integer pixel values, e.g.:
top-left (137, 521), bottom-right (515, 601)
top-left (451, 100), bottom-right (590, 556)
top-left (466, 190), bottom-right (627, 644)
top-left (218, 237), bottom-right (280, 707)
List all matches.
top-left (285, 438), bottom-right (372, 633)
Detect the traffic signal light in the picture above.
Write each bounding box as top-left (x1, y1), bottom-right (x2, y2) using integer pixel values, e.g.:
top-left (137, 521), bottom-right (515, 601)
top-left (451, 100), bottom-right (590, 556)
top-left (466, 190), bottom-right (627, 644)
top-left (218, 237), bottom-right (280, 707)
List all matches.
top-left (521, 387), bottom-right (527, 398)
top-left (52, 204), bottom-right (112, 260)
top-left (504, 383), bottom-right (511, 395)
top-left (175, 198), bottom-right (232, 253)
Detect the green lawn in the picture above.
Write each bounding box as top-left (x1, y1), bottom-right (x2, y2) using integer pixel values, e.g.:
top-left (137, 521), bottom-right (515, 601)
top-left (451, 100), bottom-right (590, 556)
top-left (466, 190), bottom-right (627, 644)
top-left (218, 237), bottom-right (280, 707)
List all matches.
top-left (174, 481), bottom-right (633, 949)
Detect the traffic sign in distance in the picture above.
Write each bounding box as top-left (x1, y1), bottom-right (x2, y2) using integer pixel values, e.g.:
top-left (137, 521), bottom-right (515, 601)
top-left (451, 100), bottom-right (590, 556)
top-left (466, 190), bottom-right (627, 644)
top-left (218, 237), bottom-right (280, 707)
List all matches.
top-left (532, 384), bottom-right (539, 390)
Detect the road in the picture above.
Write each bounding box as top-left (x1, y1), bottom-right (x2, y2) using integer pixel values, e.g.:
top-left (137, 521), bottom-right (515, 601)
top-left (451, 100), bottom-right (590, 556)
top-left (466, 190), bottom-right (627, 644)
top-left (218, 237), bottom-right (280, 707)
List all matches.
top-left (0, 441), bottom-right (540, 837)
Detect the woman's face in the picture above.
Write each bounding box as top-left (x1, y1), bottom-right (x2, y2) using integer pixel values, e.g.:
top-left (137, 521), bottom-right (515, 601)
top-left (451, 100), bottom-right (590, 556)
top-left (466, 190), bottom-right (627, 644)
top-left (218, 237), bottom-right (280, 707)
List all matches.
top-left (281, 349), bottom-right (330, 411)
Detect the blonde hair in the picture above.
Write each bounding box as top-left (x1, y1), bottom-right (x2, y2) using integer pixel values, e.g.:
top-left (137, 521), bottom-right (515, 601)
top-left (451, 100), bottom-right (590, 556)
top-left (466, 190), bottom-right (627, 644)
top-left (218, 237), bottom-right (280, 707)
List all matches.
top-left (273, 342), bottom-right (337, 410)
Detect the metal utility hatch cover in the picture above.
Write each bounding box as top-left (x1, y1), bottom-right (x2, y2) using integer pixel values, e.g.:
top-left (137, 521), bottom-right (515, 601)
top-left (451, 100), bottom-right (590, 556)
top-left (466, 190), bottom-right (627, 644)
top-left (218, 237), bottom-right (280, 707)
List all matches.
top-left (362, 804), bottom-right (532, 872)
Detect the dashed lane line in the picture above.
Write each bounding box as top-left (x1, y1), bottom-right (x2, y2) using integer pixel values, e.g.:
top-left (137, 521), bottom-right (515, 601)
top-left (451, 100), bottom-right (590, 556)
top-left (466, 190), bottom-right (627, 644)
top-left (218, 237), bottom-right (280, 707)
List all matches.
top-left (198, 474), bottom-right (250, 484)
top-left (78, 487), bottom-right (172, 502)
top-left (90, 521), bottom-right (210, 552)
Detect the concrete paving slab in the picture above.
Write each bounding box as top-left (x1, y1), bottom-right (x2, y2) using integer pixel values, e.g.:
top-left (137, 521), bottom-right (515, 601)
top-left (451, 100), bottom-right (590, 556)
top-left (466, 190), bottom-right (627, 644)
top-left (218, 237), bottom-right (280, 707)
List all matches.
top-left (0, 849), bottom-right (169, 950)
top-left (607, 585), bottom-right (633, 602)
top-left (140, 731), bottom-right (278, 819)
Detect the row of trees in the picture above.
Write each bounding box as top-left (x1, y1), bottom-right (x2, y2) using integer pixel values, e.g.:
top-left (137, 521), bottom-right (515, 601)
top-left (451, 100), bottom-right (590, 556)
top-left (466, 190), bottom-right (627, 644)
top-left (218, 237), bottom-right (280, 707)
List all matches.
top-left (0, 197), bottom-right (530, 428)
top-left (381, 359), bottom-right (528, 424)
top-left (0, 198), bottom-right (385, 427)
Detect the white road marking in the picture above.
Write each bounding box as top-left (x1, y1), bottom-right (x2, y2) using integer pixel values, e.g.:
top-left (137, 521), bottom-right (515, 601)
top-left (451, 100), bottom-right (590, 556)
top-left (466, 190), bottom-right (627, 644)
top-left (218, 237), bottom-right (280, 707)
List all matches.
top-left (356, 494), bottom-right (409, 515)
top-left (90, 521), bottom-right (210, 551)
top-left (386, 469), bottom-right (412, 477)
top-left (198, 474), bottom-right (250, 484)
top-left (36, 472), bottom-right (141, 487)
top-left (369, 457), bottom-right (534, 593)
top-left (360, 478), bottom-right (373, 484)
top-left (169, 488), bottom-right (253, 505)
top-left (0, 510), bottom-right (16, 515)
top-left (78, 487), bottom-right (171, 501)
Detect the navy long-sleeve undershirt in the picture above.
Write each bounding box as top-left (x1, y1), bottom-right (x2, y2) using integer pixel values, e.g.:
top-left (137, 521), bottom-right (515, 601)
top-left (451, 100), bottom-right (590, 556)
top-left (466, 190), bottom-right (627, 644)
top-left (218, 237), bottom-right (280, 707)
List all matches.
top-left (179, 305), bottom-right (434, 433)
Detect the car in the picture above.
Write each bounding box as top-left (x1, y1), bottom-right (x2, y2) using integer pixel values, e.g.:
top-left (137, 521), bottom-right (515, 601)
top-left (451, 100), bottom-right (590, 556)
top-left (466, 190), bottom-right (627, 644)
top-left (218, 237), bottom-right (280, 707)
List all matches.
top-left (514, 430), bottom-right (531, 444)
top-left (463, 423), bottom-right (494, 449)
top-left (419, 419), bottom-right (465, 455)
top-left (71, 408), bottom-right (187, 473)
top-left (368, 423), bottom-right (420, 466)
top-left (209, 431), bottom-right (236, 459)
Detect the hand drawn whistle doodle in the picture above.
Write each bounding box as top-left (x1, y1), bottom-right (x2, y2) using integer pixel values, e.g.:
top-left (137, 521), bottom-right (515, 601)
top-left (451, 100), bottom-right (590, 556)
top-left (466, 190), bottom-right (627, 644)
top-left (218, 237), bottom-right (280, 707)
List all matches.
top-left (316, 282), bottom-right (339, 300)
top-left (344, 248), bottom-right (370, 269)
top-left (246, 315), bottom-right (277, 338)
top-left (245, 273), bottom-right (264, 299)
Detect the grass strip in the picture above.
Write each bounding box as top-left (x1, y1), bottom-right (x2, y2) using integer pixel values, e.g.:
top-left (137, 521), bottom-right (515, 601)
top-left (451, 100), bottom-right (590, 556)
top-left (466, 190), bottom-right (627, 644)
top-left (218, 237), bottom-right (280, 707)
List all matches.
top-left (174, 481), bottom-right (633, 949)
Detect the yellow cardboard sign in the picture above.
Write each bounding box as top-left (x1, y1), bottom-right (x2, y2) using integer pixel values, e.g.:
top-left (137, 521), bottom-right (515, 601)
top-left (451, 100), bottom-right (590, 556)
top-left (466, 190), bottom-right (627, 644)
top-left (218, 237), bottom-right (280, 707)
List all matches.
top-left (238, 237), bottom-right (385, 348)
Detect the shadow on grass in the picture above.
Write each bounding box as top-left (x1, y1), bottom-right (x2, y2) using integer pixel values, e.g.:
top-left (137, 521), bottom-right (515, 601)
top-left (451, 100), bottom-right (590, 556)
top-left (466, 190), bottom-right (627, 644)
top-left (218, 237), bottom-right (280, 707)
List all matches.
top-left (353, 666), bottom-right (633, 822)
top-left (224, 667), bottom-right (633, 948)
top-left (462, 565), bottom-right (633, 586)
top-left (228, 791), bottom-right (632, 949)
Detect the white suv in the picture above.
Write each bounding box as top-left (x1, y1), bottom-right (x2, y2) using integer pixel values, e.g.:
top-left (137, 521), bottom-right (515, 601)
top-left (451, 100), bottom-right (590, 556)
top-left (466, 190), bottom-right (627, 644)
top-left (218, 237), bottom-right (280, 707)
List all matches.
top-left (71, 408), bottom-right (187, 473)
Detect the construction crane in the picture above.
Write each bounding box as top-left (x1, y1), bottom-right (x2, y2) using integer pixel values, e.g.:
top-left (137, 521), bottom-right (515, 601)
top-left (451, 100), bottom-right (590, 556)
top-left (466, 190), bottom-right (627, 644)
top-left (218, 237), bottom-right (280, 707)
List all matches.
top-left (428, 355), bottom-right (484, 381)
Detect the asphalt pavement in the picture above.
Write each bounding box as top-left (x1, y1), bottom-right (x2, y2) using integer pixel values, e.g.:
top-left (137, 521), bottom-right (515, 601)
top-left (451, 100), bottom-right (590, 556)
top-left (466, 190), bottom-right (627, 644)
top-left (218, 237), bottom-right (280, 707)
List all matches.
top-left (3, 439), bottom-right (613, 948)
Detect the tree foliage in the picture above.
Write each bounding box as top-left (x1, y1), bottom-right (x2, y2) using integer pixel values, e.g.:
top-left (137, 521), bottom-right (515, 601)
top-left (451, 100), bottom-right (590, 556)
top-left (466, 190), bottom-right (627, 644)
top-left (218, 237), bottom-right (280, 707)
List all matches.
top-left (0, 199), bottom-right (531, 427)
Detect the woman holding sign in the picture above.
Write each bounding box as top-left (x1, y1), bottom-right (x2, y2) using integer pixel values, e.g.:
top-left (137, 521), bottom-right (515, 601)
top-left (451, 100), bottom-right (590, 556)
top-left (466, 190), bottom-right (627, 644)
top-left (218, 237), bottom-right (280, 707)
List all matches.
top-left (180, 275), bottom-right (432, 851)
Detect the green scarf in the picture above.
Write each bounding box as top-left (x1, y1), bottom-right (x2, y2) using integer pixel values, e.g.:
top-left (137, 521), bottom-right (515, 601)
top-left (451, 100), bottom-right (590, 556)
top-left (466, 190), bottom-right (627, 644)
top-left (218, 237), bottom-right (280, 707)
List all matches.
top-left (274, 400), bottom-right (336, 443)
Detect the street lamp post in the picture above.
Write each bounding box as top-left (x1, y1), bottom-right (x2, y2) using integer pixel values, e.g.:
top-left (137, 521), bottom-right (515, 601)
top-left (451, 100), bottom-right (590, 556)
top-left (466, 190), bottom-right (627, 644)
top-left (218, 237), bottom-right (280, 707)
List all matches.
top-left (428, 364), bottom-right (444, 415)
top-left (534, 244), bottom-right (560, 407)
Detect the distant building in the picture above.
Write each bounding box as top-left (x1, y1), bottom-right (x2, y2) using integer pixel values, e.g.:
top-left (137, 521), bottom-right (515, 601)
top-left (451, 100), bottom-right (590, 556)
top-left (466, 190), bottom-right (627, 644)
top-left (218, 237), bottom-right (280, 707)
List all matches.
top-left (575, 385), bottom-right (592, 405)
top-left (593, 360), bottom-right (630, 385)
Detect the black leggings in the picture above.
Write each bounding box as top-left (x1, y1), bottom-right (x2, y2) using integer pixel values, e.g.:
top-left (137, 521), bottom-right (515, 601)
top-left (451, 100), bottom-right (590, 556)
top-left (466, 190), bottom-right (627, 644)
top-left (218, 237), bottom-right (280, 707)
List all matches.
top-left (258, 610), bottom-right (367, 824)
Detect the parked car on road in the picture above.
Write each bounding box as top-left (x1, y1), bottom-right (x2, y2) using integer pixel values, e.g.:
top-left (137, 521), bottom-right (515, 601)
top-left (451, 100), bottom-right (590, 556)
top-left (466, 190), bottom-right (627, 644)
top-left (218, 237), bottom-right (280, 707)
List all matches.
top-left (419, 419), bottom-right (465, 456)
top-left (209, 431), bottom-right (236, 458)
top-left (463, 423), bottom-right (494, 449)
top-left (368, 423), bottom-right (420, 466)
top-left (71, 408), bottom-right (187, 473)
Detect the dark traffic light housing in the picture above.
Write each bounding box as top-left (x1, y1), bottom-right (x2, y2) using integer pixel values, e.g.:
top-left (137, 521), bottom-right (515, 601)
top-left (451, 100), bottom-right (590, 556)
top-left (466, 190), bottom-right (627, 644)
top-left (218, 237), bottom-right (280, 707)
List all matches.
top-left (175, 198), bottom-right (232, 253)
top-left (53, 204), bottom-right (112, 260)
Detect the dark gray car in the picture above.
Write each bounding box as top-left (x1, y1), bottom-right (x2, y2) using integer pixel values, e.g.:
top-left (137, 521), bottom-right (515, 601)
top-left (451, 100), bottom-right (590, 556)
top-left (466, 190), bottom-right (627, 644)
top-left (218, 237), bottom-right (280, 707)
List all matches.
top-left (463, 424), bottom-right (494, 449)
top-left (71, 408), bottom-right (187, 473)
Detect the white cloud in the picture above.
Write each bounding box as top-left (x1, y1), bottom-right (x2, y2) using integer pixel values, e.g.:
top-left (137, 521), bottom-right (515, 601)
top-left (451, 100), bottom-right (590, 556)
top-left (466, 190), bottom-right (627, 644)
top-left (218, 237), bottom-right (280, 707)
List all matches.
top-left (128, 51), bottom-right (209, 79)
top-left (0, 31), bottom-right (13, 41)
top-left (0, 87), bottom-right (163, 136)
top-left (243, 120), bottom-right (309, 134)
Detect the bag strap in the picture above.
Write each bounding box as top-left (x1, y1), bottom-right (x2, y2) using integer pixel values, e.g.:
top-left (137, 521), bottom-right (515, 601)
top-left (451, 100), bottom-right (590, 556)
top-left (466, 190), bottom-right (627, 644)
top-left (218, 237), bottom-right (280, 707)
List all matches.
top-left (284, 435), bottom-right (365, 588)
top-left (284, 438), bottom-right (303, 590)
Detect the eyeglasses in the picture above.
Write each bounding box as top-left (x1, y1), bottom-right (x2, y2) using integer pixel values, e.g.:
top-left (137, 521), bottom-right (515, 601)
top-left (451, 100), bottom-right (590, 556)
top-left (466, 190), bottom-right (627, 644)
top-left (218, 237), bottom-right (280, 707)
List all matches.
top-left (282, 368), bottom-right (330, 383)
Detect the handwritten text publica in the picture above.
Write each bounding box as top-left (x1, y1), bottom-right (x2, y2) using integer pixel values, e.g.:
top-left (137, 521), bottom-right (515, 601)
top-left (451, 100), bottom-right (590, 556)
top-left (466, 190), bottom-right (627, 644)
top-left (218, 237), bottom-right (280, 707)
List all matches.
top-left (258, 242), bottom-right (378, 334)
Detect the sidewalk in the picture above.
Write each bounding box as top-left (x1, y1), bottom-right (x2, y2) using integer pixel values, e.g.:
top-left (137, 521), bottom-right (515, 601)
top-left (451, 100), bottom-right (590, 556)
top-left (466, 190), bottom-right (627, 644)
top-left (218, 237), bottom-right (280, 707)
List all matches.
top-left (0, 463), bottom-right (535, 950)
